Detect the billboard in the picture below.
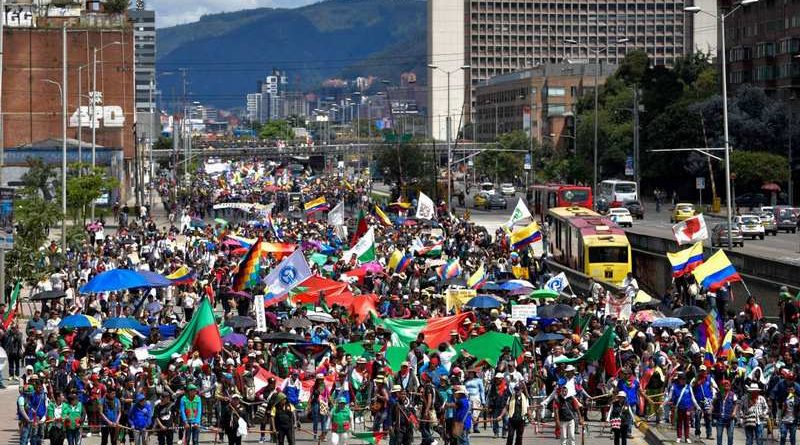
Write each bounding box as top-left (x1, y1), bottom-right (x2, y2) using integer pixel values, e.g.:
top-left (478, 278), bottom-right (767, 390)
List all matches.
top-left (0, 188), bottom-right (14, 249)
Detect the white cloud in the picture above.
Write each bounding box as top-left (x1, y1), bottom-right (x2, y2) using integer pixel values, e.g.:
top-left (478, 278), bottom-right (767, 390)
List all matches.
top-left (148, 0), bottom-right (318, 28)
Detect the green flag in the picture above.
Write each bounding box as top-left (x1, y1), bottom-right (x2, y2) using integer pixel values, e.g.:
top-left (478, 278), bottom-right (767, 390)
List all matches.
top-left (454, 332), bottom-right (523, 366)
top-left (555, 326), bottom-right (616, 364)
top-left (149, 298), bottom-right (222, 368)
top-left (370, 313), bottom-right (426, 347)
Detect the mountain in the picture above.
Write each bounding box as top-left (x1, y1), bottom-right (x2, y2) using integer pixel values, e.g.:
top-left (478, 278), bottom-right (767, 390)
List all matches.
top-left (156, 0), bottom-right (426, 110)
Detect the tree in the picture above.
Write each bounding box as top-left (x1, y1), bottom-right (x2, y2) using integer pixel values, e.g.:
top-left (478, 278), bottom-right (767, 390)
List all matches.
top-left (104, 0), bottom-right (130, 13)
top-left (730, 151), bottom-right (789, 191)
top-left (66, 166), bottom-right (119, 225)
top-left (376, 141), bottom-right (436, 199)
top-left (21, 157), bottom-right (56, 200)
top-left (259, 120), bottom-right (294, 140)
top-left (475, 131), bottom-right (526, 183)
top-left (14, 190), bottom-right (61, 252)
top-left (153, 136), bottom-right (173, 151)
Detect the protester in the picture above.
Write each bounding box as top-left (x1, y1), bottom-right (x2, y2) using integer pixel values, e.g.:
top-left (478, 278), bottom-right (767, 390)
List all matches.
top-left (607, 391), bottom-right (634, 445)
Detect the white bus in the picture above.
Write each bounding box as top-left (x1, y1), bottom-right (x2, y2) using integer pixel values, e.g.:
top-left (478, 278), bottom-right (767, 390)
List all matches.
top-left (598, 180), bottom-right (638, 206)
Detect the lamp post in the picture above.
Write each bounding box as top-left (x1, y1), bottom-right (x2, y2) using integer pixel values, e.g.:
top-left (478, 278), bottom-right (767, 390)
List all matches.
top-left (563, 38), bottom-right (629, 203)
top-left (685, 0), bottom-right (759, 248)
top-left (428, 64), bottom-right (470, 210)
top-left (90, 40), bottom-right (122, 219)
top-left (42, 79), bottom-right (67, 252)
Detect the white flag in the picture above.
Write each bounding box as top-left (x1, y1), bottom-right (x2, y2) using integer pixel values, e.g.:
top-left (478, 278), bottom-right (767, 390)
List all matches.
top-left (263, 249), bottom-right (312, 297)
top-left (327, 201), bottom-right (345, 226)
top-left (672, 214), bottom-right (708, 245)
top-left (506, 198), bottom-right (532, 227)
top-left (416, 191), bottom-right (436, 220)
top-left (545, 272), bottom-right (570, 293)
top-left (342, 227), bottom-right (376, 263)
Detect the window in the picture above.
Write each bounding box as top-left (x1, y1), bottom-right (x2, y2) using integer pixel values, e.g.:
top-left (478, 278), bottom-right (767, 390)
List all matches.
top-left (548, 87), bottom-right (566, 97)
top-left (547, 104), bottom-right (566, 116)
top-left (588, 247), bottom-right (628, 264)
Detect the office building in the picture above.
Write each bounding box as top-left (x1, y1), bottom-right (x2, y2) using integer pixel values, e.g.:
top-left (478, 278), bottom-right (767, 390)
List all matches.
top-left (130, 9), bottom-right (158, 142)
top-left (473, 63), bottom-right (615, 147)
top-left (246, 93), bottom-right (264, 123)
top-left (427, 0), bottom-right (717, 141)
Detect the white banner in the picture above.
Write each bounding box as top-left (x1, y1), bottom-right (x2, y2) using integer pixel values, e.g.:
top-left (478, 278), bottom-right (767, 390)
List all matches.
top-left (511, 304), bottom-right (538, 324)
top-left (212, 202), bottom-right (269, 212)
top-left (254, 294), bottom-right (267, 332)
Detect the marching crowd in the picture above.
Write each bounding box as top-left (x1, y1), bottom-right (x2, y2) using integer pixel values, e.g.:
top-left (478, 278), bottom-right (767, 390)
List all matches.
top-left (1, 160), bottom-right (798, 445)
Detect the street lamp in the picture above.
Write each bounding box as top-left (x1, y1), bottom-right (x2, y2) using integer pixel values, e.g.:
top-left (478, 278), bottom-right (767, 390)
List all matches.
top-left (428, 64), bottom-right (470, 210)
top-left (90, 40), bottom-right (122, 219)
top-left (564, 37), bottom-right (629, 205)
top-left (42, 79), bottom-right (67, 252)
top-left (685, 0), bottom-right (758, 247)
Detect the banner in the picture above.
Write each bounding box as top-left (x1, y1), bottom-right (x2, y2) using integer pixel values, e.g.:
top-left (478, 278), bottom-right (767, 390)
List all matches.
top-left (416, 192), bottom-right (435, 220)
top-left (510, 304), bottom-right (537, 324)
top-left (212, 202), bottom-right (269, 212)
top-left (254, 294), bottom-right (267, 332)
top-left (445, 289), bottom-right (477, 312)
top-left (263, 249), bottom-right (313, 297)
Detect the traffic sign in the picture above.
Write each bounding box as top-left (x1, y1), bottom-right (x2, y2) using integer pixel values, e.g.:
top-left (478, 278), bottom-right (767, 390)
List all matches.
top-left (696, 177), bottom-right (706, 190)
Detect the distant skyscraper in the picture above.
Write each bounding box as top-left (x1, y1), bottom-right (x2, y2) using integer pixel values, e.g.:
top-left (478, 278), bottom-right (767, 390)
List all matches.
top-left (130, 9), bottom-right (157, 140)
top-left (427, 0), bottom-right (717, 141)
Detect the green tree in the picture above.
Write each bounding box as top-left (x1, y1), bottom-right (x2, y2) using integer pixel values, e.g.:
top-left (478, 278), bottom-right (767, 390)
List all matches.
top-left (14, 191), bottom-right (61, 252)
top-left (153, 136), bottom-right (173, 151)
top-left (475, 131), bottom-right (526, 183)
top-left (21, 157), bottom-right (56, 200)
top-left (66, 166), bottom-right (119, 225)
top-left (730, 151), bottom-right (789, 191)
top-left (104, 0), bottom-right (130, 13)
top-left (376, 141), bottom-right (436, 198)
top-left (259, 120), bottom-right (295, 140)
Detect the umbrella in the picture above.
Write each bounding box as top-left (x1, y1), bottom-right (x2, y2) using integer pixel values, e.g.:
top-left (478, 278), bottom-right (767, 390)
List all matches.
top-left (306, 312), bottom-right (336, 323)
top-left (632, 310), bottom-right (664, 324)
top-left (360, 262), bottom-right (384, 274)
top-left (284, 317), bottom-right (312, 329)
top-left (672, 305), bottom-right (707, 319)
top-left (537, 304), bottom-right (576, 318)
top-left (533, 332), bottom-right (565, 343)
top-left (507, 287), bottom-right (534, 296)
top-left (102, 317), bottom-right (147, 330)
top-left (221, 290), bottom-right (251, 300)
top-left (222, 333), bottom-right (248, 347)
top-left (401, 219), bottom-right (418, 226)
top-left (464, 295), bottom-right (502, 309)
top-left (259, 332), bottom-right (305, 343)
top-left (530, 289), bottom-right (559, 299)
top-left (500, 279), bottom-right (534, 291)
top-left (224, 316), bottom-right (257, 329)
top-left (652, 317), bottom-right (686, 329)
top-left (215, 218), bottom-right (229, 226)
top-left (480, 282), bottom-right (503, 291)
top-left (80, 269), bottom-right (164, 293)
top-left (137, 270), bottom-right (172, 288)
top-left (30, 290), bottom-right (66, 301)
top-left (59, 314), bottom-right (100, 329)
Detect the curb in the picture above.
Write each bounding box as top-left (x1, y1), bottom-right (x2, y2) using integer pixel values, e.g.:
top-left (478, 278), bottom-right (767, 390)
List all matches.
top-left (636, 417), bottom-right (669, 445)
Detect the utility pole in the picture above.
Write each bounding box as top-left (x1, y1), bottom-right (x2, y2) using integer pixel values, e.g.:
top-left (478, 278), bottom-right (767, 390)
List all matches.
top-left (0, 0), bottom-right (6, 303)
top-left (61, 24), bottom-right (67, 252)
top-left (149, 74), bottom-right (154, 210)
top-left (633, 84), bottom-right (640, 195)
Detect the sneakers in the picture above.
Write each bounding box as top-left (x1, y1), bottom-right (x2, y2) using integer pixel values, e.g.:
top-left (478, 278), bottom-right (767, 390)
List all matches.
top-left (676, 439), bottom-right (683, 443)
top-left (686, 439), bottom-right (692, 443)
top-left (259, 437), bottom-right (266, 443)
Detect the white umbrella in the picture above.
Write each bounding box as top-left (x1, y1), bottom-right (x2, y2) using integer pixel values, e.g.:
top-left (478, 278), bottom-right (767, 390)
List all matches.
top-left (306, 312), bottom-right (336, 323)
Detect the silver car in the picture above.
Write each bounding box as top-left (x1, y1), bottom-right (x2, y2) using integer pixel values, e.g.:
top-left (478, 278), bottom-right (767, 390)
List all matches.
top-left (711, 223), bottom-right (744, 248)
top-left (759, 212), bottom-right (778, 236)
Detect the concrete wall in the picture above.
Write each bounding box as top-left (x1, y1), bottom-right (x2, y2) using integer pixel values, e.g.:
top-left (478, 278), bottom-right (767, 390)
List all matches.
top-left (3, 27), bottom-right (135, 159)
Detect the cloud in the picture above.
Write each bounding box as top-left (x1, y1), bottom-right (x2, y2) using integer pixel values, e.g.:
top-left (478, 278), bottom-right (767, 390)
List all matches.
top-left (148, 0), bottom-right (319, 28)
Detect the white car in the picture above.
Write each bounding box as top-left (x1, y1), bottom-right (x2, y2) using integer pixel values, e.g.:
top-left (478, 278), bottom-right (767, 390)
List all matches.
top-left (480, 182), bottom-right (496, 195)
top-left (608, 208), bottom-right (633, 227)
top-left (500, 183), bottom-right (516, 196)
top-left (736, 214), bottom-right (765, 240)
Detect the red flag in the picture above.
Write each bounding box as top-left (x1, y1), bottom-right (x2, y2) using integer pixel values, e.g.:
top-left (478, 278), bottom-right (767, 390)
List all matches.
top-left (351, 210), bottom-right (367, 247)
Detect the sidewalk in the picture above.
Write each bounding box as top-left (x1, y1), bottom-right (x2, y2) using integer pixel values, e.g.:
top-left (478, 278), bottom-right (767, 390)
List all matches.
top-left (637, 419), bottom-right (779, 445)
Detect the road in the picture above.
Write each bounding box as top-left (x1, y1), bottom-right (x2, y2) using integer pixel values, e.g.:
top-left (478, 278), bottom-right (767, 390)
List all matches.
top-left (0, 383), bottom-right (646, 445)
top-left (450, 190), bottom-right (800, 266)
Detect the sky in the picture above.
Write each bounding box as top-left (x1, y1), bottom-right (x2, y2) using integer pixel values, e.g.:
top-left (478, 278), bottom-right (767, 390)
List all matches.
top-left (148, 0), bottom-right (320, 27)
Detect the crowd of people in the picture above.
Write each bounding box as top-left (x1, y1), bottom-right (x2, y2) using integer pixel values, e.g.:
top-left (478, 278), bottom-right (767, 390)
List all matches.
top-left (1, 159), bottom-right (798, 445)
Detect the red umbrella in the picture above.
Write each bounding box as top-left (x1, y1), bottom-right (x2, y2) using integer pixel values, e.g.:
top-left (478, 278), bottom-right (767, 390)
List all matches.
top-left (761, 183), bottom-right (781, 192)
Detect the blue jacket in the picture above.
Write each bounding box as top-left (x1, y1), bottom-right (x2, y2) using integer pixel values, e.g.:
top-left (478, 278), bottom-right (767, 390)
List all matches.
top-left (670, 383), bottom-right (696, 410)
top-left (128, 402), bottom-right (153, 430)
top-left (692, 378), bottom-right (714, 403)
top-left (30, 391), bottom-right (47, 420)
top-left (617, 379), bottom-right (640, 406)
top-left (418, 362), bottom-right (448, 386)
top-left (770, 380), bottom-right (800, 404)
top-left (454, 397), bottom-right (472, 431)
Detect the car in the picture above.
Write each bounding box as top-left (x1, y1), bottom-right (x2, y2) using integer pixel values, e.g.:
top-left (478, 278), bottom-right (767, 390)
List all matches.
top-left (623, 200), bottom-right (644, 219)
top-left (608, 208), bottom-right (633, 227)
top-left (735, 193), bottom-right (767, 209)
top-left (759, 212), bottom-right (778, 236)
top-left (473, 192), bottom-right (489, 209)
top-left (711, 223), bottom-right (745, 247)
top-left (670, 203), bottom-right (696, 223)
top-left (775, 206), bottom-right (799, 233)
top-left (480, 182), bottom-right (496, 195)
top-left (500, 183), bottom-right (516, 196)
top-left (736, 214), bottom-right (765, 239)
top-left (486, 193), bottom-right (508, 210)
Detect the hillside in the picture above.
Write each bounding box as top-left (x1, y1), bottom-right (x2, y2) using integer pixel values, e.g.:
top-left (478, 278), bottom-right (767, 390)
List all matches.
top-left (156, 0), bottom-right (426, 109)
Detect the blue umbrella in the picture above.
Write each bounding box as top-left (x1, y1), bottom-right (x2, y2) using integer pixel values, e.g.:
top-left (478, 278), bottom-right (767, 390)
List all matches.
top-left (500, 279), bottom-right (534, 291)
top-left (652, 317), bottom-right (686, 328)
top-left (137, 270), bottom-right (172, 288)
top-left (80, 269), bottom-right (165, 293)
top-left (533, 332), bottom-right (565, 343)
top-left (59, 314), bottom-right (100, 329)
top-left (464, 295), bottom-right (502, 309)
top-left (481, 282), bottom-right (503, 291)
top-left (103, 317), bottom-right (147, 331)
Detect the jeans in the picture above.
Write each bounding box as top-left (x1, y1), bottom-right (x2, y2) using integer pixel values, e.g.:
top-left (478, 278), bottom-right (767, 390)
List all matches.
top-left (311, 403), bottom-right (328, 435)
top-left (420, 421), bottom-right (434, 445)
top-left (491, 405), bottom-right (507, 437)
top-left (745, 425), bottom-right (764, 445)
top-left (157, 431), bottom-right (174, 445)
top-left (184, 425), bottom-right (200, 445)
top-left (716, 420), bottom-right (735, 445)
top-left (29, 423), bottom-right (43, 445)
top-left (506, 417), bottom-right (525, 445)
top-left (560, 419), bottom-right (576, 445)
top-left (65, 429), bottom-right (81, 445)
top-left (613, 424), bottom-right (629, 445)
top-left (19, 423), bottom-right (32, 445)
top-left (695, 409), bottom-right (712, 438)
top-left (101, 426), bottom-right (119, 445)
top-left (9, 356), bottom-right (21, 378)
top-left (781, 422), bottom-right (797, 445)
top-left (133, 430), bottom-right (147, 445)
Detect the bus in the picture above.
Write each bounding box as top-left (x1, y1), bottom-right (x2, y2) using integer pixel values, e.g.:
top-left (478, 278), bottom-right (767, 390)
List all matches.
top-left (527, 184), bottom-right (593, 216)
top-left (598, 180), bottom-right (638, 207)
top-left (547, 206), bottom-right (632, 286)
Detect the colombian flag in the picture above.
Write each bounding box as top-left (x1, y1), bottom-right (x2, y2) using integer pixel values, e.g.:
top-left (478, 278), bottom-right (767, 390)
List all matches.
top-left (466, 264), bottom-right (488, 290)
top-left (510, 221), bottom-right (542, 250)
top-left (718, 328), bottom-right (735, 362)
top-left (166, 265), bottom-right (196, 285)
top-left (692, 250), bottom-right (742, 291)
top-left (704, 338), bottom-right (716, 367)
top-left (666, 242), bottom-right (704, 278)
top-left (304, 196), bottom-right (329, 214)
top-left (232, 237), bottom-right (262, 291)
top-left (436, 258), bottom-right (462, 280)
top-left (374, 205), bottom-right (392, 227)
top-left (387, 250), bottom-right (413, 274)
